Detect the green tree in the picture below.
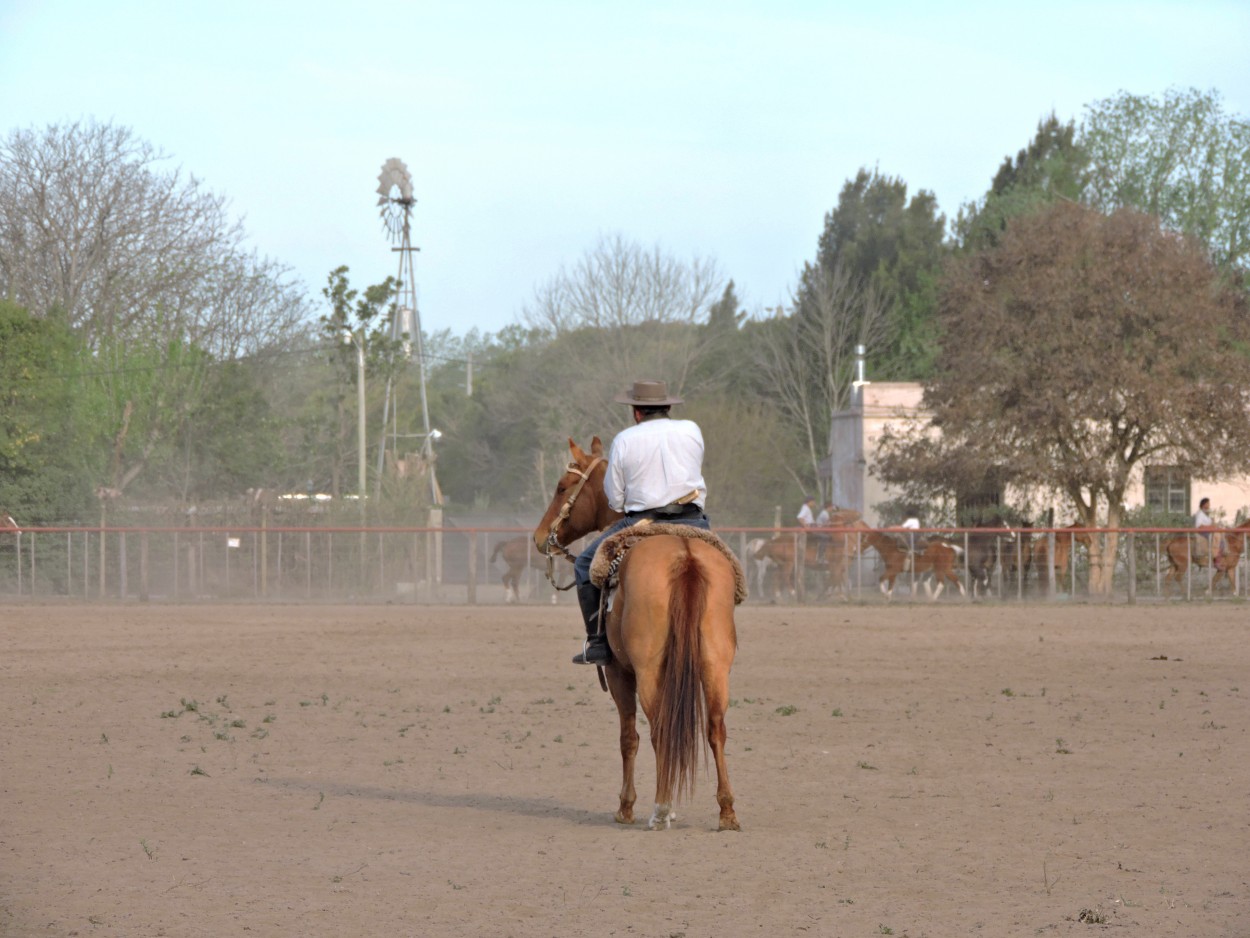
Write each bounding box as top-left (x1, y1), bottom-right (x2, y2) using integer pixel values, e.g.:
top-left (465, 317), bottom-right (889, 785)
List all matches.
top-left (0, 301), bottom-right (96, 522)
top-left (800, 168), bottom-right (948, 380)
top-left (875, 201), bottom-right (1250, 593)
top-left (1080, 87), bottom-right (1250, 275)
top-left (955, 112), bottom-right (1087, 251)
top-left (314, 266), bottom-right (400, 499)
top-left (165, 360), bottom-right (285, 502)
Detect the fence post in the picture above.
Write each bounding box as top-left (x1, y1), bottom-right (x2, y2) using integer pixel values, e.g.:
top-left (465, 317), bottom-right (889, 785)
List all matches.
top-left (1126, 531), bottom-right (1136, 604)
top-left (140, 532), bottom-right (150, 602)
top-left (467, 531), bottom-right (478, 604)
top-left (187, 540), bottom-right (198, 597)
top-left (1047, 531), bottom-right (1056, 596)
top-left (261, 513), bottom-right (269, 598)
top-left (119, 532), bottom-right (128, 601)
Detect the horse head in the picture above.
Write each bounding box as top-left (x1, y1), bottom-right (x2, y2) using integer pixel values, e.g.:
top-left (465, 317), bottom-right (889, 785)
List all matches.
top-left (532, 436), bottom-right (620, 558)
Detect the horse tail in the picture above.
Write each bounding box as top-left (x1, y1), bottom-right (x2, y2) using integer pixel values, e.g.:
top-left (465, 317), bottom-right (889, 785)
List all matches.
top-left (654, 544), bottom-right (708, 805)
top-left (490, 540), bottom-right (507, 563)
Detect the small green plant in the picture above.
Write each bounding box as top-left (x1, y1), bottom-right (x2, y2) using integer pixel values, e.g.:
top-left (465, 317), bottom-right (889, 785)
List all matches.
top-left (831, 708), bottom-right (843, 717)
top-left (99, 733), bottom-right (109, 744)
top-left (621, 885), bottom-right (632, 897)
top-left (775, 705), bottom-right (797, 716)
top-left (857, 761), bottom-right (877, 771)
top-left (189, 765), bottom-right (208, 777)
top-left (878, 925), bottom-right (894, 935)
top-left (140, 839), bottom-right (155, 860)
top-left (313, 792), bottom-right (324, 810)
top-left (1001, 688), bottom-right (1014, 697)
top-left (1055, 738), bottom-right (1072, 754)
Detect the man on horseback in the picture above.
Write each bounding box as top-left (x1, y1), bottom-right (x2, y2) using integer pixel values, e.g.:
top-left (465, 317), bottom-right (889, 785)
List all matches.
top-left (571, 379), bottom-right (710, 665)
top-left (1193, 496), bottom-right (1224, 564)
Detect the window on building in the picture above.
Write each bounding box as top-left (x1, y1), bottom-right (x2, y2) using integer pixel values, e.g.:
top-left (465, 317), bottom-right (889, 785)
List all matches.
top-left (1145, 466), bottom-right (1190, 515)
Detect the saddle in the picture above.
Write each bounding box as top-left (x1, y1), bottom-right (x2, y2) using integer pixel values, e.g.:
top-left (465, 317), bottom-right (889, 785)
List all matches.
top-left (589, 519), bottom-right (749, 604)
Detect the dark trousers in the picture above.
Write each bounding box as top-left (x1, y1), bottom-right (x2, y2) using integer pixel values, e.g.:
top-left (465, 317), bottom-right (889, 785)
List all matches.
top-left (574, 508), bottom-right (711, 588)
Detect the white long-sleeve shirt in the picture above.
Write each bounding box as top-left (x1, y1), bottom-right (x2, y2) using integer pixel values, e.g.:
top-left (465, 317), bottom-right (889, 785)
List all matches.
top-left (604, 418), bottom-right (706, 513)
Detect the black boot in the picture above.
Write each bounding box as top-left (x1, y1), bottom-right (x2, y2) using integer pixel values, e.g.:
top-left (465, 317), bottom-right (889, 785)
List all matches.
top-left (572, 582), bottom-right (610, 665)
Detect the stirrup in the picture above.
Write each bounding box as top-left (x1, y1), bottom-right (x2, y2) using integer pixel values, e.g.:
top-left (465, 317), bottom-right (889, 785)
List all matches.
top-left (572, 636), bottom-right (611, 665)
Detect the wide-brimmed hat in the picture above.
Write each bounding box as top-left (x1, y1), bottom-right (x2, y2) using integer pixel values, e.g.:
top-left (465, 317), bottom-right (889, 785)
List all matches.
top-left (614, 379), bottom-right (684, 407)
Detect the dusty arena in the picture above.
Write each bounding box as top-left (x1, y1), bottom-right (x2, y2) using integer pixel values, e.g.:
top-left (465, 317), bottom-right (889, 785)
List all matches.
top-left (2, 600), bottom-right (1247, 937)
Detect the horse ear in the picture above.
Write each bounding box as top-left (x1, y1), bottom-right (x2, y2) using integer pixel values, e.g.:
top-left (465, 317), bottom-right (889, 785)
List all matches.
top-left (568, 437), bottom-right (585, 461)
top-left (590, 436), bottom-right (604, 456)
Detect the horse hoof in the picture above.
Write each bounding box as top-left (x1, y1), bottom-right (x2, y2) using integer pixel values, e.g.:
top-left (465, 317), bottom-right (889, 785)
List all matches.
top-left (718, 818), bottom-right (741, 832)
top-left (647, 809), bottom-right (676, 830)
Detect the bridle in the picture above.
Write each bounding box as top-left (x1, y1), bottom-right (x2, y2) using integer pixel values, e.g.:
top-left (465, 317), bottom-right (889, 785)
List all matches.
top-left (541, 455), bottom-right (604, 589)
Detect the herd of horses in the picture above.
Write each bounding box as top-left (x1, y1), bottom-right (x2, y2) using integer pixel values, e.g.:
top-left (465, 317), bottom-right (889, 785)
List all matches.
top-left (746, 519), bottom-right (1095, 602)
top-left (495, 509), bottom-right (1250, 607)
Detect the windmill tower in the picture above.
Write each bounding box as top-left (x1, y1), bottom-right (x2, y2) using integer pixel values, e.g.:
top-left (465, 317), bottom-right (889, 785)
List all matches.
top-left (375, 158), bottom-right (440, 504)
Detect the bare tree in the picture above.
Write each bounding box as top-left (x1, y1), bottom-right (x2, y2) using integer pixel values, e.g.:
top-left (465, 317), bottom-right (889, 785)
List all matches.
top-left (753, 262), bottom-right (890, 499)
top-left (519, 233), bottom-right (725, 446)
top-left (0, 119), bottom-right (312, 503)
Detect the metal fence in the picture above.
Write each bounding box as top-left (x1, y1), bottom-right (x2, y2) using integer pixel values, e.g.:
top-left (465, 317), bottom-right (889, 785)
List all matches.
top-left (0, 525), bottom-right (1242, 604)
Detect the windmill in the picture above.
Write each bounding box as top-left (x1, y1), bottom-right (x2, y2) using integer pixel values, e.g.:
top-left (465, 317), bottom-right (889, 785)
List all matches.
top-left (375, 158), bottom-right (440, 504)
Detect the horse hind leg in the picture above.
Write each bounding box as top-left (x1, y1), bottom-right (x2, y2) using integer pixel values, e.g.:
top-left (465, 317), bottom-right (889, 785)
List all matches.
top-left (701, 660), bottom-right (739, 831)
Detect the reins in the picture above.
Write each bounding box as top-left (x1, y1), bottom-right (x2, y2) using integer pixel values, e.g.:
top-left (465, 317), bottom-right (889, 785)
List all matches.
top-left (542, 455), bottom-right (604, 590)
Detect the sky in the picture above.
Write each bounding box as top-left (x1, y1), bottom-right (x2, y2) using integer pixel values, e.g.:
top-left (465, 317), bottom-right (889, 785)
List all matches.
top-left (2, 0), bottom-right (1248, 338)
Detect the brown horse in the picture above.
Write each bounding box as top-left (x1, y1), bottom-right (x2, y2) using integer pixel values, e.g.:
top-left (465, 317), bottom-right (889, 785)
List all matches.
top-left (533, 437), bottom-right (740, 831)
top-left (490, 535), bottom-right (558, 603)
top-left (751, 512), bottom-right (864, 601)
top-left (862, 528), bottom-right (964, 600)
top-left (1030, 524), bottom-right (1092, 594)
top-left (965, 520), bottom-right (1016, 599)
top-left (1162, 521), bottom-right (1249, 596)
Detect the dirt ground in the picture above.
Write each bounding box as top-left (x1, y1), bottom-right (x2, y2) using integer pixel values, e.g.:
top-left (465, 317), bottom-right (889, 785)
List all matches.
top-left (1, 599), bottom-right (1247, 938)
